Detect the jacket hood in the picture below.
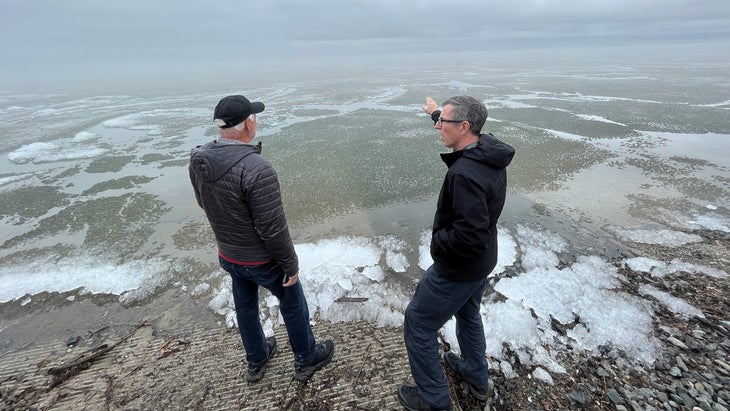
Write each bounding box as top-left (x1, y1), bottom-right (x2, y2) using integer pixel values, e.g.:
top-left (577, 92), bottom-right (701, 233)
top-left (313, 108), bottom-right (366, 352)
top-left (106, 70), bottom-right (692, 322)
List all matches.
top-left (190, 140), bottom-right (262, 182)
top-left (441, 133), bottom-right (515, 168)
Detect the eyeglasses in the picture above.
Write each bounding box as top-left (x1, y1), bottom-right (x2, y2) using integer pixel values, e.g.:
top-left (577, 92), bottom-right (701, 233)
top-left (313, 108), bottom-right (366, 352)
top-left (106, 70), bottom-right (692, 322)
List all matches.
top-left (437, 117), bottom-right (465, 125)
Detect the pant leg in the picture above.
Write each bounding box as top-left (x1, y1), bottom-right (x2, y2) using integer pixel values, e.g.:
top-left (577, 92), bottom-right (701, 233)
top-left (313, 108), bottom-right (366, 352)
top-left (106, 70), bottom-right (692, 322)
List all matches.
top-left (454, 279), bottom-right (489, 389)
top-left (268, 279), bottom-right (316, 365)
top-left (221, 259), bottom-right (268, 367)
top-left (240, 262), bottom-right (316, 366)
top-left (404, 266), bottom-right (479, 409)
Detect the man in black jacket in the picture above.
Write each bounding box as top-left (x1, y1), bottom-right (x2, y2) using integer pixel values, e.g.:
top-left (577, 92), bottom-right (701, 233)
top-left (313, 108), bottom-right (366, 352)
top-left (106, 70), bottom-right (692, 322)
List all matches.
top-left (397, 96), bottom-right (515, 410)
top-left (189, 95), bottom-right (333, 383)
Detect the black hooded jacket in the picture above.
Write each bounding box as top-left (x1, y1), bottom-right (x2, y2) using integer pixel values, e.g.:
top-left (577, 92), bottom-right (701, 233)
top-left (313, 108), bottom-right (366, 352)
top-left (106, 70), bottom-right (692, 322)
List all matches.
top-left (430, 131), bottom-right (515, 282)
top-left (189, 139), bottom-right (298, 276)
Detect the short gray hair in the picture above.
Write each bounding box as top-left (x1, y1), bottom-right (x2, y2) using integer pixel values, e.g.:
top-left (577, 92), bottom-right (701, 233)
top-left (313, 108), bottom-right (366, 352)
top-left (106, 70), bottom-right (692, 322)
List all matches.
top-left (217, 118), bottom-right (248, 139)
top-left (233, 119), bottom-right (247, 131)
top-left (442, 96), bottom-right (488, 135)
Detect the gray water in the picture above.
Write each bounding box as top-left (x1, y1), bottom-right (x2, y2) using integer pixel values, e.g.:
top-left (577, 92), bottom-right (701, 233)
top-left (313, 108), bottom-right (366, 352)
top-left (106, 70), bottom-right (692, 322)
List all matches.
top-left (1, 52), bottom-right (729, 311)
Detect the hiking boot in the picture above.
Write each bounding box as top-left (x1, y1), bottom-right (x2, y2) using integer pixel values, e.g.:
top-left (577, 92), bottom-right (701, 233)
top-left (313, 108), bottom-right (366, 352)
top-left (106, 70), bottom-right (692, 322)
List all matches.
top-left (246, 336), bottom-right (277, 383)
top-left (396, 384), bottom-right (451, 411)
top-left (443, 352), bottom-right (488, 401)
top-left (294, 340), bottom-right (334, 382)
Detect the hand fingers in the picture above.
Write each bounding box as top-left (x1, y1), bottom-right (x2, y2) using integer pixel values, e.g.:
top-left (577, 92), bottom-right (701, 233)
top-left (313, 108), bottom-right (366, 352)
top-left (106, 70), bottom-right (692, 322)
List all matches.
top-left (282, 272), bottom-right (299, 287)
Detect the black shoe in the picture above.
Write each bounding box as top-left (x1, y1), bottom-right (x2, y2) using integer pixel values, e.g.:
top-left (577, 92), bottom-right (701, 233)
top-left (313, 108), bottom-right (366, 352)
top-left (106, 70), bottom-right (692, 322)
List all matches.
top-left (294, 340), bottom-right (334, 382)
top-left (246, 336), bottom-right (277, 383)
top-left (443, 352), bottom-right (488, 401)
top-left (396, 385), bottom-right (451, 411)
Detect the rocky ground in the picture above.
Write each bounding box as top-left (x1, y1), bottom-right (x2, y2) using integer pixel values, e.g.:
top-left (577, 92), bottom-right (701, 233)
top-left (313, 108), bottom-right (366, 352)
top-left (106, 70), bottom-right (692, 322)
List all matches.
top-left (484, 229), bottom-right (730, 411)
top-left (1, 228), bottom-right (728, 410)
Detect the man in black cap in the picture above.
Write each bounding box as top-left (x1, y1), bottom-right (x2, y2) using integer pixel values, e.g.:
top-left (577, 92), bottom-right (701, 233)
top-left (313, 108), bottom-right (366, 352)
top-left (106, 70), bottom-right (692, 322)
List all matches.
top-left (189, 95), bottom-right (334, 383)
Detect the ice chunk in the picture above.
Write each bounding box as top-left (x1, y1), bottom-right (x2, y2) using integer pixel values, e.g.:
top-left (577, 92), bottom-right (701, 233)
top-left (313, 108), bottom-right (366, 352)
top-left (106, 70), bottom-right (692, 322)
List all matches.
top-left (532, 367), bottom-right (554, 384)
top-left (639, 284), bottom-right (705, 319)
top-left (515, 224), bottom-right (567, 270)
top-left (380, 235), bottom-right (410, 273)
top-left (624, 257), bottom-right (668, 277)
top-left (668, 259), bottom-right (728, 278)
top-left (610, 227), bottom-right (702, 246)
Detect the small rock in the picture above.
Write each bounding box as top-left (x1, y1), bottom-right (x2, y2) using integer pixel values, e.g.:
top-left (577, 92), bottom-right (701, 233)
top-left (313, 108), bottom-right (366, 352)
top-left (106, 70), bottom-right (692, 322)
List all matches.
top-left (690, 329), bottom-right (706, 339)
top-left (697, 395), bottom-right (714, 410)
top-left (702, 372), bottom-right (717, 380)
top-left (715, 359), bottom-right (730, 373)
top-left (679, 392), bottom-right (697, 408)
top-left (628, 400), bottom-right (643, 411)
top-left (626, 388), bottom-right (654, 401)
top-left (668, 336), bottom-right (689, 349)
top-left (607, 388), bottom-right (624, 405)
top-left (65, 335), bottom-right (81, 347)
top-left (567, 389), bottom-right (592, 406)
top-left (676, 355), bottom-right (689, 372)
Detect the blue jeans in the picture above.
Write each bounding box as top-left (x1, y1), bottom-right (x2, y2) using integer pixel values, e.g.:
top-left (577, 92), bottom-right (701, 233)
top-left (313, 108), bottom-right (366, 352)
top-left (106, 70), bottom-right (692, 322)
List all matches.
top-left (404, 265), bottom-right (489, 408)
top-left (219, 258), bottom-right (316, 367)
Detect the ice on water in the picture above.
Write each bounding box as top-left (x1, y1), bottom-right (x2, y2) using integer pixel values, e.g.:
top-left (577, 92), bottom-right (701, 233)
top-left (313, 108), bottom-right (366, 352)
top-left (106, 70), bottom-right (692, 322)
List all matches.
top-left (8, 141), bottom-right (109, 164)
top-left (610, 227), bottom-right (703, 246)
top-left (204, 222), bottom-right (721, 377)
top-left (0, 173), bottom-right (33, 187)
top-left (575, 114), bottom-right (626, 126)
top-left (625, 256), bottom-right (728, 279)
top-left (0, 255), bottom-right (173, 304)
top-left (207, 236), bottom-right (410, 331)
top-left (2, 64), bottom-right (729, 383)
top-left (2, 219), bottom-right (697, 380)
top-left (489, 226), bottom-right (661, 370)
top-left (2, 143), bottom-right (726, 381)
top-left (639, 285), bottom-right (705, 320)
top-left (72, 131), bottom-right (99, 142)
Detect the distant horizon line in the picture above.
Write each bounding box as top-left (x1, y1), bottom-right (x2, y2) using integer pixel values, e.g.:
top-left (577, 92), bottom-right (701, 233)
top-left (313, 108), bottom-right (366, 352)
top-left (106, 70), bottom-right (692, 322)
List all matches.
top-left (2, 40), bottom-right (728, 94)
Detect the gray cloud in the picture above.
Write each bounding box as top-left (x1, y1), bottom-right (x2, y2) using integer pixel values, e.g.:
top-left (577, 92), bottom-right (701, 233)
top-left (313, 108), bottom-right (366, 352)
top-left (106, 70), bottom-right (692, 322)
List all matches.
top-left (2, 0), bottom-right (729, 89)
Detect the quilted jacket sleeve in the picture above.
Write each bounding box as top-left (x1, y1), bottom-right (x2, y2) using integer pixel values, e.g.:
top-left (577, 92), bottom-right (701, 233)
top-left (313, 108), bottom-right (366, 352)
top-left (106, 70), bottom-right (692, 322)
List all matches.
top-left (188, 163), bottom-right (203, 208)
top-left (244, 161), bottom-right (299, 276)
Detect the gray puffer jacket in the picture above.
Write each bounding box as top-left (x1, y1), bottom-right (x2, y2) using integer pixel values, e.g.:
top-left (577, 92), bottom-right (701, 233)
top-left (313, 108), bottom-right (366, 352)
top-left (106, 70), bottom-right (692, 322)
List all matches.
top-left (189, 139), bottom-right (298, 276)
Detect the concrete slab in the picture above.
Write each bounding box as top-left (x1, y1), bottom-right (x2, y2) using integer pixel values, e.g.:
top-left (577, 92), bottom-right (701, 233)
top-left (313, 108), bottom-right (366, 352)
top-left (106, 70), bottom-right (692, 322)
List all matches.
top-left (1, 320), bottom-right (420, 410)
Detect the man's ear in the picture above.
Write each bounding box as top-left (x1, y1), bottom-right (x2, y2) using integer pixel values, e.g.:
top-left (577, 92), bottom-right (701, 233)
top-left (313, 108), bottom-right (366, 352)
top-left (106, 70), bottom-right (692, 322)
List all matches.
top-left (244, 117), bottom-right (254, 132)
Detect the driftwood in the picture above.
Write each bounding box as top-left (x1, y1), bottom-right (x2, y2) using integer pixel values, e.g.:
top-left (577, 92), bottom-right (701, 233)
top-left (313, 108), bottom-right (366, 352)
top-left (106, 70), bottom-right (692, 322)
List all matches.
top-left (47, 321), bottom-right (148, 389)
top-left (334, 297), bottom-right (369, 303)
top-left (157, 338), bottom-right (190, 358)
top-left (352, 343), bottom-right (372, 386)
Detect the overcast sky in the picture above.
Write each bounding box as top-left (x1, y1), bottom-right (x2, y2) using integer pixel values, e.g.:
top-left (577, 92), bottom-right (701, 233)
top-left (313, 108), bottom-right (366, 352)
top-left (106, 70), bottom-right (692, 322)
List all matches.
top-left (2, 0), bottom-right (729, 90)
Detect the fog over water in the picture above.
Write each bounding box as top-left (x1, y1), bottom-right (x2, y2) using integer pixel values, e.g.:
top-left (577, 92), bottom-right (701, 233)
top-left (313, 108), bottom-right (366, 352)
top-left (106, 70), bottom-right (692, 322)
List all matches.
top-left (1, 49), bottom-right (729, 373)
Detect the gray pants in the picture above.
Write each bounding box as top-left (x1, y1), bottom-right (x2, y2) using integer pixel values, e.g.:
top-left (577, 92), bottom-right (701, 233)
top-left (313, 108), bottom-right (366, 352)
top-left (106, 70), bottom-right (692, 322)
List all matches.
top-left (404, 265), bottom-right (489, 408)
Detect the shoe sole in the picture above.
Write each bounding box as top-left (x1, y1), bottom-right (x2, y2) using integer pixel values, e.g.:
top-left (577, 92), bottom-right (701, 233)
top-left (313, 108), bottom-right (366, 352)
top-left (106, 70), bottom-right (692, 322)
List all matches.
top-left (293, 345), bottom-right (334, 382)
top-left (459, 381), bottom-right (487, 401)
top-left (444, 353), bottom-right (488, 402)
top-left (397, 385), bottom-right (451, 411)
top-left (246, 340), bottom-right (277, 383)
top-left (395, 386), bottom-right (422, 411)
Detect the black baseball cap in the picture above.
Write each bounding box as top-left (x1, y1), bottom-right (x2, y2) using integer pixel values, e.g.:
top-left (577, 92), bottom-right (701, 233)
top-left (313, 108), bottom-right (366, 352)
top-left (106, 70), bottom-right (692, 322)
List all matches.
top-left (213, 95), bottom-right (265, 128)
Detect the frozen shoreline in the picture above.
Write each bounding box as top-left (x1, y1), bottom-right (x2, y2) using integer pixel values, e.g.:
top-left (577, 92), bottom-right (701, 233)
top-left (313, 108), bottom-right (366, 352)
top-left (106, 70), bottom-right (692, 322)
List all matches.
top-left (1, 226), bottom-right (728, 410)
top-left (2, 221), bottom-right (727, 367)
top-left (1, 59), bottom-right (729, 409)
